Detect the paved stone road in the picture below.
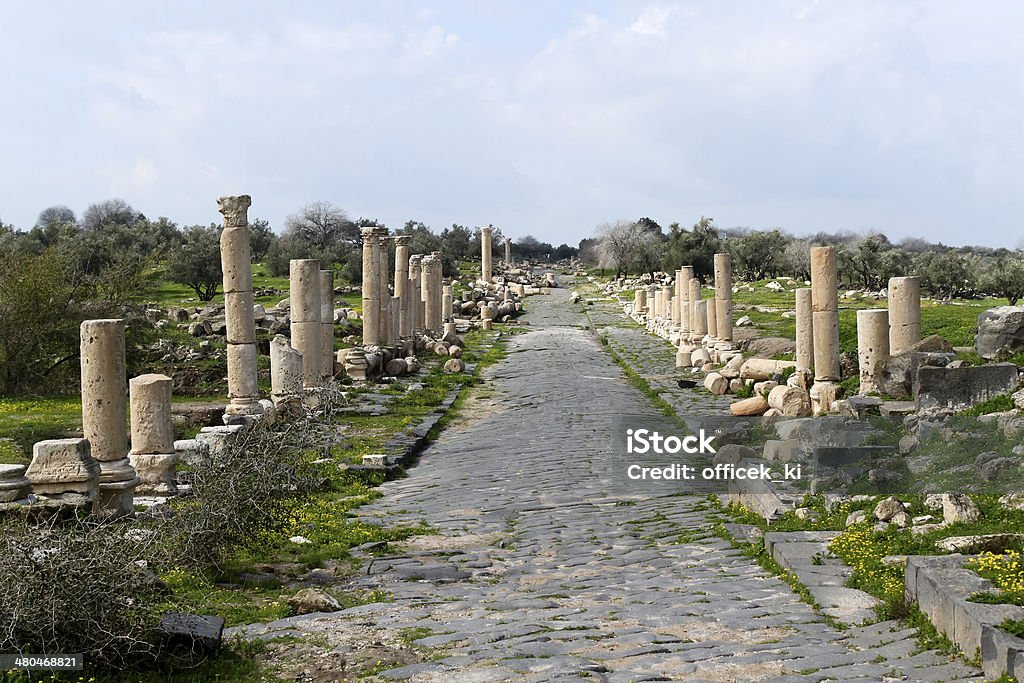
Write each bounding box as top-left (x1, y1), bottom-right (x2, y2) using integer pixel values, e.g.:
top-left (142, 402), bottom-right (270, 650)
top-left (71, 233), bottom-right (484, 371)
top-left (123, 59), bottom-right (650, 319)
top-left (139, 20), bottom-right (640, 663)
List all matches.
top-left (237, 281), bottom-right (984, 682)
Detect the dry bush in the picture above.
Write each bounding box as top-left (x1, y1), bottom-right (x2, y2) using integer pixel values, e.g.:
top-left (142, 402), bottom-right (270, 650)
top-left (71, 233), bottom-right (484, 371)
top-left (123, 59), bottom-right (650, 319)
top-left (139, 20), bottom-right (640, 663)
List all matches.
top-left (159, 392), bottom-right (347, 570)
top-left (0, 513), bottom-right (165, 667)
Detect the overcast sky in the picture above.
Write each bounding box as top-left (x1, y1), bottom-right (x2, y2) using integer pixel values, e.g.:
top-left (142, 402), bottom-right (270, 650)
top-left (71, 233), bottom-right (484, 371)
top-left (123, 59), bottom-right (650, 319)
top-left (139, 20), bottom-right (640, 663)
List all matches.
top-left (1, 1), bottom-right (1022, 247)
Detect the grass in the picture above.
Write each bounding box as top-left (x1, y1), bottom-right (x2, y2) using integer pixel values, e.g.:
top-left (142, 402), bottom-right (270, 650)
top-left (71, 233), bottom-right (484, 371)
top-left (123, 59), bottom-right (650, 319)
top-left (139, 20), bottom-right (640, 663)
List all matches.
top-left (0, 397), bottom-right (82, 464)
top-left (731, 279), bottom-right (1007, 351)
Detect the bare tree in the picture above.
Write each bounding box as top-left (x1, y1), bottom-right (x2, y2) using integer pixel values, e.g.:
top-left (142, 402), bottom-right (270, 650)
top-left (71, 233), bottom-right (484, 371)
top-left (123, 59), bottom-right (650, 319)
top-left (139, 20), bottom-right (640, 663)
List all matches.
top-left (81, 199), bottom-right (142, 231)
top-left (284, 201), bottom-right (357, 251)
top-left (596, 220), bottom-right (648, 278)
top-left (36, 205), bottom-right (77, 229)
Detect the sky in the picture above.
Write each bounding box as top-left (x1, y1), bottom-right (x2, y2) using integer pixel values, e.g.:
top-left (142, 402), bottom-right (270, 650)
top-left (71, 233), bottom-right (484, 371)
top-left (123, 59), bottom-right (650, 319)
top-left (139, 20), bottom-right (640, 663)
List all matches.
top-left (1, 1), bottom-right (1022, 248)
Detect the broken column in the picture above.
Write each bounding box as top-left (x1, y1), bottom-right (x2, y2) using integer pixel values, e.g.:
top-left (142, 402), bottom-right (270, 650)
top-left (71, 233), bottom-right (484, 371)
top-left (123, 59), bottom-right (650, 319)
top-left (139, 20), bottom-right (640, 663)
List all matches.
top-left (660, 285), bottom-right (672, 320)
top-left (481, 226), bottom-right (493, 282)
top-left (128, 374), bottom-right (178, 495)
top-left (360, 227), bottom-right (381, 346)
top-left (680, 266), bottom-right (694, 341)
top-left (408, 254), bottom-right (423, 333)
top-left (422, 254), bottom-right (442, 333)
top-left (270, 335), bottom-right (304, 408)
top-left (857, 309), bottom-right (890, 395)
top-left (688, 279), bottom-right (703, 342)
top-left (810, 246), bottom-right (841, 413)
top-left (289, 259), bottom-right (322, 388)
top-left (218, 195), bottom-right (262, 417)
top-left (706, 296), bottom-right (718, 341)
top-left (504, 237), bottom-right (512, 267)
top-left (672, 270), bottom-right (682, 328)
top-left (395, 235), bottom-right (411, 337)
top-left (795, 287), bottom-right (814, 374)
top-left (442, 285), bottom-right (453, 322)
top-left (634, 289), bottom-right (646, 316)
top-left (376, 228), bottom-right (391, 344)
top-left (319, 269), bottom-right (334, 379)
top-left (80, 319), bottom-right (138, 517)
top-left (714, 253), bottom-right (733, 343)
top-left (888, 276), bottom-right (921, 355)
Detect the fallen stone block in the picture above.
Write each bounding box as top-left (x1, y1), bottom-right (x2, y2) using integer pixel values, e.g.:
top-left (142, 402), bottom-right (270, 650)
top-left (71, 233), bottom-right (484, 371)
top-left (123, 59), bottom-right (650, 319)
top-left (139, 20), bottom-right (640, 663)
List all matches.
top-left (916, 363), bottom-right (1019, 412)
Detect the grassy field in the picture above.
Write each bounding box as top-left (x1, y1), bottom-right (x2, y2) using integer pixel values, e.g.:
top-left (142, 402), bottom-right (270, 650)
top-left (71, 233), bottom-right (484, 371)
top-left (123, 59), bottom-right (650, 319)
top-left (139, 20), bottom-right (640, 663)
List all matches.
top-left (730, 279), bottom-right (1003, 351)
top-left (136, 263), bottom-right (363, 311)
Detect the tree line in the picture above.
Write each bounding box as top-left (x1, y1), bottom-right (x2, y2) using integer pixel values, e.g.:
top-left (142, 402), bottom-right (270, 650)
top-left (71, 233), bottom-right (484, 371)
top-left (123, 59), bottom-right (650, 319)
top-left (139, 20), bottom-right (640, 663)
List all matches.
top-left (583, 217), bottom-right (1024, 304)
top-left (0, 199), bottom-right (577, 395)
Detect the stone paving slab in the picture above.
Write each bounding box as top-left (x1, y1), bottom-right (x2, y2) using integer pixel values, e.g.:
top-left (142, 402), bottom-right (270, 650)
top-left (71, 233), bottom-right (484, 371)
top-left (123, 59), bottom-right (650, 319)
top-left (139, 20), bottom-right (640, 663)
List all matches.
top-left (231, 284), bottom-right (983, 682)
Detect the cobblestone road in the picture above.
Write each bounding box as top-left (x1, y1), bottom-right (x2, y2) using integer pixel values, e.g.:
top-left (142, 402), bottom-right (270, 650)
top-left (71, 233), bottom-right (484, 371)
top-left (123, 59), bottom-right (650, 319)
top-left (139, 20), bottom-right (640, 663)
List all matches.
top-left (236, 281), bottom-right (983, 682)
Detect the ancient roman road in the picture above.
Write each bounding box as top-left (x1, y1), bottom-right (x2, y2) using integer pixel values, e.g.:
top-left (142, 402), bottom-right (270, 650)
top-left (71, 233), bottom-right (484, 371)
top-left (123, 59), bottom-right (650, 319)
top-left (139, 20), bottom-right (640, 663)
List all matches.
top-left (236, 282), bottom-right (984, 682)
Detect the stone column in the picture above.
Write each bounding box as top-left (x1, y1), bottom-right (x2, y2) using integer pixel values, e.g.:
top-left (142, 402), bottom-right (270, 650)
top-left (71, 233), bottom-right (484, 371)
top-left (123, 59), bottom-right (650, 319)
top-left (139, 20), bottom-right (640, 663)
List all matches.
top-left (376, 229), bottom-right (391, 344)
top-left (128, 374), bottom-right (178, 495)
top-left (810, 246), bottom-right (841, 413)
top-left (888, 276), bottom-right (921, 355)
top-left (504, 237), bottom-right (512, 267)
top-left (653, 289), bottom-right (663, 319)
top-left (688, 279), bottom-right (703, 341)
top-left (714, 253), bottom-right (733, 343)
top-left (645, 290), bottom-right (655, 318)
top-left (442, 285), bottom-right (453, 322)
top-left (394, 235), bottom-right (411, 337)
top-left (218, 195), bottom-right (262, 417)
top-left (706, 296), bottom-right (718, 340)
top-left (795, 287), bottom-right (814, 373)
top-left (672, 270), bottom-right (682, 328)
top-left (270, 335), bottom-right (303, 407)
top-left (422, 254), bottom-right (442, 333)
top-left (680, 266), bottom-right (694, 342)
top-left (660, 285), bottom-right (672, 319)
top-left (432, 252), bottom-right (444, 328)
top-left (319, 269), bottom-right (334, 379)
top-left (360, 227), bottom-right (381, 346)
top-left (481, 226), bottom-right (493, 282)
top-left (290, 259), bottom-right (322, 388)
top-left (408, 255), bottom-right (423, 333)
top-left (80, 319), bottom-right (137, 517)
top-left (633, 289), bottom-right (645, 315)
top-left (692, 299), bottom-right (708, 338)
top-left (857, 309), bottom-right (890, 394)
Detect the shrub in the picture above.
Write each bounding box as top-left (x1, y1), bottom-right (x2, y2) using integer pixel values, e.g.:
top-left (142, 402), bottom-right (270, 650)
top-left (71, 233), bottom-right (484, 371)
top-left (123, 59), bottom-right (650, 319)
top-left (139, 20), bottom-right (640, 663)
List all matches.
top-left (0, 514), bottom-right (165, 667)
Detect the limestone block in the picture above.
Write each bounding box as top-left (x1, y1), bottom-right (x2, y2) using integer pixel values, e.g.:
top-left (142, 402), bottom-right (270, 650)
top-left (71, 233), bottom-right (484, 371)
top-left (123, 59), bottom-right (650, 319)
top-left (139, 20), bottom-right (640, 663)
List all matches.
top-left (129, 373), bottom-right (175, 455)
top-left (226, 343), bottom-right (260, 398)
top-left (704, 372), bottom-right (729, 395)
top-left (27, 438), bottom-right (100, 497)
top-left (129, 452), bottom-right (180, 494)
top-left (289, 259), bottom-right (322, 323)
top-left (767, 385), bottom-right (812, 417)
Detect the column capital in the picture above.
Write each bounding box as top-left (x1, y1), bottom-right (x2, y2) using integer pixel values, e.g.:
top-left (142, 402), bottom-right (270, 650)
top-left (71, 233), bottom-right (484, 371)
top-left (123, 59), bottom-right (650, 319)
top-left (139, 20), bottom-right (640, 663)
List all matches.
top-left (217, 195), bottom-right (251, 227)
top-left (360, 226), bottom-right (378, 240)
top-left (372, 226), bottom-right (390, 237)
top-left (480, 225), bottom-right (493, 235)
top-left (394, 235), bottom-right (411, 247)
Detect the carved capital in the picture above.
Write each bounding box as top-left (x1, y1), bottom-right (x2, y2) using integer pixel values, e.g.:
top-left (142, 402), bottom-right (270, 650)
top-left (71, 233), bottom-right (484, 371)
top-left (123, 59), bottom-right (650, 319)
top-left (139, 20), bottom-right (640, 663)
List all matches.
top-left (394, 235), bottom-right (411, 247)
top-left (217, 195), bottom-right (251, 227)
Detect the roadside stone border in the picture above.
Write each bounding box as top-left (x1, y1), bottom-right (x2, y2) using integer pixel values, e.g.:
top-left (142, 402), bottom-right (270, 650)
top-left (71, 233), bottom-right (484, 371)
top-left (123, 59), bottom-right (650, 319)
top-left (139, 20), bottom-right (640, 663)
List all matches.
top-left (906, 554), bottom-right (1024, 679)
top-left (351, 341), bottom-right (493, 476)
top-left (726, 523), bottom-right (881, 626)
top-left (765, 530), bottom-right (881, 625)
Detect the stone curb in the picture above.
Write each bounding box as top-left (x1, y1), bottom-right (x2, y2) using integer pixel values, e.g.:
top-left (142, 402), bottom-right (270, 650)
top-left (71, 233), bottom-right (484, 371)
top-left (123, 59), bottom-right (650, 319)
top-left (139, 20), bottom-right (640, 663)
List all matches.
top-left (905, 555), bottom-right (1024, 679)
top-left (352, 343), bottom-right (494, 475)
